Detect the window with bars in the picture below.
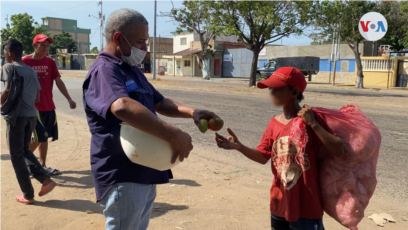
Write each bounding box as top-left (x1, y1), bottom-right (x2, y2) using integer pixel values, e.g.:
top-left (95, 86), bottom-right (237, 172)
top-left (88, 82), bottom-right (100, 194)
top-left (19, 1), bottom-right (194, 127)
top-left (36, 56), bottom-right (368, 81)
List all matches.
top-left (180, 38), bottom-right (187, 45)
top-left (184, 60), bottom-right (191, 67)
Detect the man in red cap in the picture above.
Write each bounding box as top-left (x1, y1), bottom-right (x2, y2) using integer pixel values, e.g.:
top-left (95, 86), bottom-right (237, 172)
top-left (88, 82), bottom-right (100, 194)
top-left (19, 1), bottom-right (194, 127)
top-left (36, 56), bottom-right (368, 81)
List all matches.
top-left (23, 34), bottom-right (76, 176)
top-left (215, 67), bottom-right (344, 230)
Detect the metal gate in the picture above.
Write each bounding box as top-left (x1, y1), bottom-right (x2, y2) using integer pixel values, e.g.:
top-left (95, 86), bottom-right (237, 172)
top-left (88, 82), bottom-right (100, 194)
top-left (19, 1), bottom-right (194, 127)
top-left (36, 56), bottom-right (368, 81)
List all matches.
top-left (223, 49), bottom-right (253, 78)
top-left (396, 60), bottom-right (408, 87)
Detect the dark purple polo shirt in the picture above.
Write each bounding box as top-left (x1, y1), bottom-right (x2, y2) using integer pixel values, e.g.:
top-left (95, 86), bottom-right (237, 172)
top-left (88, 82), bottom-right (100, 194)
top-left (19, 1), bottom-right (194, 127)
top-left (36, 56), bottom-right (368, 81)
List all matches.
top-left (83, 52), bottom-right (172, 202)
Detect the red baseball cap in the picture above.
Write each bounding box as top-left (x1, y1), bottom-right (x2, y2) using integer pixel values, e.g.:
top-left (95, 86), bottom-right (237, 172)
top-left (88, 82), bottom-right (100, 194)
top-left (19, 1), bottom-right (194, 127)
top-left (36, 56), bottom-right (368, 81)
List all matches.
top-left (257, 67), bottom-right (307, 93)
top-left (33, 34), bottom-right (53, 44)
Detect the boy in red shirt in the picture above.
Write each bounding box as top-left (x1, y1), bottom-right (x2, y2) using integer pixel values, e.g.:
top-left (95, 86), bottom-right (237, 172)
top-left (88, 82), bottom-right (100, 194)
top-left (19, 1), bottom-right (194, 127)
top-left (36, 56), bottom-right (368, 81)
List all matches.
top-left (23, 34), bottom-right (77, 175)
top-left (215, 67), bottom-right (344, 230)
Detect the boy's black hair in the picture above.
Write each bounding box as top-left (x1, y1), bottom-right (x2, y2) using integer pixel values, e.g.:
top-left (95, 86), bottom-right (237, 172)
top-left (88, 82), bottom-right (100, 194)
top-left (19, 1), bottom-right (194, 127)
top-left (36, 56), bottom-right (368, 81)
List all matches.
top-left (2, 39), bottom-right (23, 59)
top-left (288, 85), bottom-right (304, 103)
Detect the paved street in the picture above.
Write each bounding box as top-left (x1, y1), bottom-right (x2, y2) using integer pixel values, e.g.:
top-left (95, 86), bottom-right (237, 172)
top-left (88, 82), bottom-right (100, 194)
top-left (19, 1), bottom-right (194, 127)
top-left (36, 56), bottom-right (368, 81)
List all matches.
top-left (59, 70), bottom-right (408, 98)
top-left (0, 78), bottom-right (408, 200)
top-left (57, 77), bottom-right (408, 204)
top-left (2, 76), bottom-right (407, 230)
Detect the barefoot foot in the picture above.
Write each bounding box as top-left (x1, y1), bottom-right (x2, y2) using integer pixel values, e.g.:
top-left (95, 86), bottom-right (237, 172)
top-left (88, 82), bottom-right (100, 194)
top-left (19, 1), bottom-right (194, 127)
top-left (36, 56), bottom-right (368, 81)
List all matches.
top-left (39, 178), bottom-right (57, 197)
top-left (16, 194), bottom-right (35, 204)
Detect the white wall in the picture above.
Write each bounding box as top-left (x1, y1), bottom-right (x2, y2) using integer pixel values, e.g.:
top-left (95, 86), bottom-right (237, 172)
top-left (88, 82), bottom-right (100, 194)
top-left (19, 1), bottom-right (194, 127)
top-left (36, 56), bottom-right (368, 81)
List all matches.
top-left (173, 32), bottom-right (195, 53)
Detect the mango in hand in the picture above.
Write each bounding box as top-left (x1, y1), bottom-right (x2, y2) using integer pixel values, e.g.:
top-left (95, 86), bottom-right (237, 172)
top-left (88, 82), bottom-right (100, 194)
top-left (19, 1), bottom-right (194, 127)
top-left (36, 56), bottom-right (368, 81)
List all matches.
top-left (199, 119), bottom-right (208, 133)
top-left (208, 118), bottom-right (224, 131)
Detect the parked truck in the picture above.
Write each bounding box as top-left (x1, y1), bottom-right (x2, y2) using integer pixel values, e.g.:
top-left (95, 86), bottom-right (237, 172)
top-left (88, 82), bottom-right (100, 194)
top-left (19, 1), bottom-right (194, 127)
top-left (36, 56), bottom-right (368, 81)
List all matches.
top-left (256, 56), bottom-right (320, 81)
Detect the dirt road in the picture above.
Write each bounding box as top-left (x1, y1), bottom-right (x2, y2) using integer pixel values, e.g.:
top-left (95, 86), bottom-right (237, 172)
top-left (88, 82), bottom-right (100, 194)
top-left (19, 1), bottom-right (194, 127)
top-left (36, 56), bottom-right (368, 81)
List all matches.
top-left (1, 79), bottom-right (407, 230)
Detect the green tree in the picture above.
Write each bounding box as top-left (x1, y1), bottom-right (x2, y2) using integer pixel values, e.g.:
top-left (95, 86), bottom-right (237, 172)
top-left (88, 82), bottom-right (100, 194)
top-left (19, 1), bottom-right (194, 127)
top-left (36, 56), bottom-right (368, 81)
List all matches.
top-left (376, 1), bottom-right (408, 51)
top-left (0, 28), bottom-right (13, 44)
top-left (49, 31), bottom-right (78, 54)
top-left (0, 13), bottom-right (48, 54)
top-left (162, 1), bottom-right (220, 80)
top-left (90, 46), bottom-right (99, 54)
top-left (403, 2), bottom-right (408, 48)
top-left (211, 1), bottom-right (317, 86)
top-left (313, 1), bottom-right (375, 88)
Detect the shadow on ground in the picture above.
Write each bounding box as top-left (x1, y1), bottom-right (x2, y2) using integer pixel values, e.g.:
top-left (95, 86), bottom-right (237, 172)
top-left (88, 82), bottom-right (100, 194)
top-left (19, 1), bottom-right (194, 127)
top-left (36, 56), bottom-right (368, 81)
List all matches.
top-left (53, 170), bottom-right (95, 189)
top-left (151, 202), bottom-right (189, 219)
top-left (35, 199), bottom-right (103, 214)
top-left (35, 200), bottom-right (188, 219)
top-left (1, 154), bottom-right (10, 160)
top-left (169, 179), bottom-right (201, 187)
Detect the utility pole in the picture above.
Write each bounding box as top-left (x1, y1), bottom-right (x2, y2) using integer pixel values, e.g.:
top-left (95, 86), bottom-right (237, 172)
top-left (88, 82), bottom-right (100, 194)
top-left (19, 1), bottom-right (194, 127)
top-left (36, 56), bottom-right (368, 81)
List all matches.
top-left (5, 14), bottom-right (10, 28)
top-left (153, 0), bottom-right (157, 80)
top-left (89, 0), bottom-right (105, 51)
top-left (331, 23), bottom-right (341, 86)
top-left (329, 26), bottom-right (335, 83)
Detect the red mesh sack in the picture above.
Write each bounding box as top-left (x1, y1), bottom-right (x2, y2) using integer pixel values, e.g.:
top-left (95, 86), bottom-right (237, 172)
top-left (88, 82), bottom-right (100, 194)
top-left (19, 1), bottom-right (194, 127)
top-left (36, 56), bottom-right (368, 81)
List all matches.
top-left (290, 105), bottom-right (381, 230)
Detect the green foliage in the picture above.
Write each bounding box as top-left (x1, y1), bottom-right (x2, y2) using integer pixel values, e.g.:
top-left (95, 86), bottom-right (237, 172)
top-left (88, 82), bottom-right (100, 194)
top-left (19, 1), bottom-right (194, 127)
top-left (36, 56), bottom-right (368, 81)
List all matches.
top-left (313, 1), bottom-right (375, 87)
top-left (49, 31), bottom-right (77, 54)
top-left (212, 1), bottom-right (316, 51)
top-left (0, 13), bottom-right (50, 54)
top-left (163, 1), bottom-right (220, 59)
top-left (313, 1), bottom-right (375, 45)
top-left (33, 27), bottom-right (50, 39)
top-left (210, 1), bottom-right (317, 86)
top-left (7, 14), bottom-right (36, 53)
top-left (0, 29), bottom-right (13, 45)
top-left (0, 13), bottom-right (47, 54)
top-left (403, 2), bottom-right (408, 48)
top-left (90, 46), bottom-right (99, 54)
top-left (376, 1), bottom-right (408, 50)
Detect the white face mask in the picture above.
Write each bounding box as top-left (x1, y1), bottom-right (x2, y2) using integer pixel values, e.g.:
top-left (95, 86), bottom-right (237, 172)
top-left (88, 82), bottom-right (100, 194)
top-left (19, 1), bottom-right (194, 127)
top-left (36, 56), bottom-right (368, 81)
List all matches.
top-left (119, 35), bottom-right (147, 66)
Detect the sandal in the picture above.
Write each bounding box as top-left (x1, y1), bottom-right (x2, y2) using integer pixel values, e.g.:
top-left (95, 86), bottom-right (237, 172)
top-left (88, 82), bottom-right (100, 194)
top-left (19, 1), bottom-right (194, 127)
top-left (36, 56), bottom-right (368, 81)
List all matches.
top-left (39, 179), bottom-right (57, 197)
top-left (16, 194), bottom-right (35, 204)
top-left (46, 167), bottom-right (62, 177)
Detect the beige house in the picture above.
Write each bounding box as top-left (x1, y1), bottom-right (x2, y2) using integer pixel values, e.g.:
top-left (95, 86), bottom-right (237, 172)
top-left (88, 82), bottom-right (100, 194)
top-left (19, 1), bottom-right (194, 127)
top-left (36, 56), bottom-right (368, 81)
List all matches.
top-left (162, 31), bottom-right (237, 77)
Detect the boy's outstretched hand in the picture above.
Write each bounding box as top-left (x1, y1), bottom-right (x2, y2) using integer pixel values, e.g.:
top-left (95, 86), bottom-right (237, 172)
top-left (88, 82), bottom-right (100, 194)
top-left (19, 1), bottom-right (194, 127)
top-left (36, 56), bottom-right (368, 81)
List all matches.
top-left (215, 128), bottom-right (241, 150)
top-left (298, 104), bottom-right (317, 127)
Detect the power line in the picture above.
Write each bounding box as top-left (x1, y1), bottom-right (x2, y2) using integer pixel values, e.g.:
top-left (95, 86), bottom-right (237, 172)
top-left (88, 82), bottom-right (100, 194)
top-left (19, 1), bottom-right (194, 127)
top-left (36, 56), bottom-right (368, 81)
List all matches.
top-left (90, 26), bottom-right (100, 39)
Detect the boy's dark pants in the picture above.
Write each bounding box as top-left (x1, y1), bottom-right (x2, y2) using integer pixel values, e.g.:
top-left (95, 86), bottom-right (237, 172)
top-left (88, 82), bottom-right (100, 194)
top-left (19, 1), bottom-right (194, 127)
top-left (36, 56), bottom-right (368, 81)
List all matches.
top-left (6, 117), bottom-right (48, 200)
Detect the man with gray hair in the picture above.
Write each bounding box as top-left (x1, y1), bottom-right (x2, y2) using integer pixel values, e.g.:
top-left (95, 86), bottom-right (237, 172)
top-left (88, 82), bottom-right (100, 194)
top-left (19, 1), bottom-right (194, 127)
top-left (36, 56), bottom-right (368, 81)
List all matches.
top-left (83, 9), bottom-right (221, 230)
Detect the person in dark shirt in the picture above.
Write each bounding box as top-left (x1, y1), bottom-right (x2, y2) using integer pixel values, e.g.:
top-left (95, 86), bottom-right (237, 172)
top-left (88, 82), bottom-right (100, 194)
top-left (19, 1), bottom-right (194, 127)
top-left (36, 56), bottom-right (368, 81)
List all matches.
top-left (83, 9), bottom-right (221, 230)
top-left (1, 39), bottom-right (56, 204)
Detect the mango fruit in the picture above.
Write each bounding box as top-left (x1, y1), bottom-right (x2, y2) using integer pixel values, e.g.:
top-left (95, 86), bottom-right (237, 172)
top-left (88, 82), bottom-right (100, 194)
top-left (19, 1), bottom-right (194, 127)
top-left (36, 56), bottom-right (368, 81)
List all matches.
top-left (208, 118), bottom-right (224, 131)
top-left (199, 119), bottom-right (208, 133)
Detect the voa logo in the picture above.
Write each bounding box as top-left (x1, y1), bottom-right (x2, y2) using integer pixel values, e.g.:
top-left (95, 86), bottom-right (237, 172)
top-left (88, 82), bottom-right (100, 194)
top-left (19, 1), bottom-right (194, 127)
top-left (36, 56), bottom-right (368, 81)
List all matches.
top-left (359, 12), bottom-right (388, 41)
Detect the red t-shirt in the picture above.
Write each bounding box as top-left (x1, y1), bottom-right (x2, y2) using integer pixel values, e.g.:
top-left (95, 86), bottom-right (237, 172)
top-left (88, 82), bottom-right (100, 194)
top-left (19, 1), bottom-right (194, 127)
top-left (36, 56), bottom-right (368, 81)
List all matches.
top-left (22, 55), bottom-right (60, 111)
top-left (256, 116), bottom-right (335, 222)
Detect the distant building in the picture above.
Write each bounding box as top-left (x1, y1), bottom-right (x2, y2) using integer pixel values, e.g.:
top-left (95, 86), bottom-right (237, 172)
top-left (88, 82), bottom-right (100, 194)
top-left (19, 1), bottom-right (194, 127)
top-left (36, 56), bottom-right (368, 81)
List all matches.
top-left (162, 31), bottom-right (240, 77)
top-left (145, 37), bottom-right (173, 73)
top-left (41, 17), bottom-right (91, 54)
top-left (147, 37), bottom-right (173, 58)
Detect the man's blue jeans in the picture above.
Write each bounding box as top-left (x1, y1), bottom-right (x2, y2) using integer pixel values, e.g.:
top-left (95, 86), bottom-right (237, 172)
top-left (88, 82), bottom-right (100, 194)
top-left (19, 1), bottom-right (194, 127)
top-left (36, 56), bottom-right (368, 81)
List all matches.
top-left (99, 183), bottom-right (157, 230)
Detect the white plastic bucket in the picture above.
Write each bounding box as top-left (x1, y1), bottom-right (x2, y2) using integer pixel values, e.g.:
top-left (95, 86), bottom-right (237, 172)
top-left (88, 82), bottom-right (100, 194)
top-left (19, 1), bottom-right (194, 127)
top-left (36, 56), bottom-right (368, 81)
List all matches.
top-left (120, 123), bottom-right (180, 171)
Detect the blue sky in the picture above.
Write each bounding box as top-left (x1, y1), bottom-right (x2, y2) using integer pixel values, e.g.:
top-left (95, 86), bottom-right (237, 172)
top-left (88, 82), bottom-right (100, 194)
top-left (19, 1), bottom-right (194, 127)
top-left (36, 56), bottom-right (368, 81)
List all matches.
top-left (1, 0), bottom-right (313, 49)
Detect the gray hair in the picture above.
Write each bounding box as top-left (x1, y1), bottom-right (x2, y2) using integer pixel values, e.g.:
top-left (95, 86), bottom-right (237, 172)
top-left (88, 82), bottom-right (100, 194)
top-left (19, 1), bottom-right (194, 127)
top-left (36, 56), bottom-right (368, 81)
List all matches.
top-left (105, 9), bottom-right (148, 40)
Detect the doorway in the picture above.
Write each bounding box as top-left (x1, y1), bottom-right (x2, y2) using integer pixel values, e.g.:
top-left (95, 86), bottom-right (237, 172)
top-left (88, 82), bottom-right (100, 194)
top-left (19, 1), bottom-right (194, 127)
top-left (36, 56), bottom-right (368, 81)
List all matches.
top-left (214, 59), bottom-right (220, 76)
top-left (176, 60), bottom-right (181, 75)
